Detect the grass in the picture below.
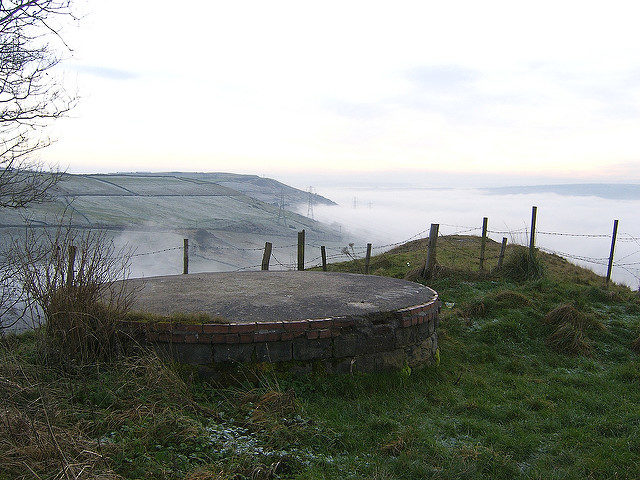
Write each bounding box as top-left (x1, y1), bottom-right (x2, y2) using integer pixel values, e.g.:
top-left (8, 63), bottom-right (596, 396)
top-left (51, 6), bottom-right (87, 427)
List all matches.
top-left (124, 311), bottom-right (230, 324)
top-left (3, 234), bottom-right (640, 479)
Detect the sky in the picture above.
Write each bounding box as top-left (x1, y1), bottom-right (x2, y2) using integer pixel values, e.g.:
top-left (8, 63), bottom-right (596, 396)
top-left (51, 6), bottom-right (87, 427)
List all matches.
top-left (43, 0), bottom-right (640, 183)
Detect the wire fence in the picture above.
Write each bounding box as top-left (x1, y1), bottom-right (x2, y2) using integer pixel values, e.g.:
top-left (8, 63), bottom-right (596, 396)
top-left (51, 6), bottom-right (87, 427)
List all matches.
top-left (120, 211), bottom-right (640, 287)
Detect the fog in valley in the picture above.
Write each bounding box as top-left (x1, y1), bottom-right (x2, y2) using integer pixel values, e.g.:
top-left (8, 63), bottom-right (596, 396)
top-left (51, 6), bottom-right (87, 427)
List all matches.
top-left (301, 182), bottom-right (640, 290)
top-left (3, 173), bottom-right (640, 335)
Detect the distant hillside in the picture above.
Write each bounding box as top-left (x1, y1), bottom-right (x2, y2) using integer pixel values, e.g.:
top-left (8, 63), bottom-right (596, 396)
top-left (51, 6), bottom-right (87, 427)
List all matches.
top-left (56, 172), bottom-right (335, 207)
top-left (0, 172), bottom-right (339, 238)
top-left (484, 183), bottom-right (640, 200)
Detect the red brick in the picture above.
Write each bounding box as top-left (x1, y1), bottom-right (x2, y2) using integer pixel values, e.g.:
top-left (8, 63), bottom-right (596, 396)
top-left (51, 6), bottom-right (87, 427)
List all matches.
top-left (402, 318), bottom-right (412, 328)
top-left (306, 330), bottom-right (319, 340)
top-left (156, 333), bottom-right (172, 342)
top-left (411, 316), bottom-right (418, 326)
top-left (198, 334), bottom-right (212, 343)
top-left (185, 334), bottom-right (198, 343)
top-left (254, 332), bottom-right (281, 342)
top-left (171, 333), bottom-right (185, 343)
top-left (153, 322), bottom-right (172, 332)
top-left (239, 333), bottom-right (254, 343)
top-left (203, 324), bottom-right (229, 334)
top-left (209, 334), bottom-right (227, 344)
top-left (228, 323), bottom-right (257, 334)
top-left (318, 328), bottom-right (332, 339)
top-left (183, 324), bottom-right (203, 333)
top-left (309, 318), bottom-right (333, 329)
top-left (146, 332), bottom-right (160, 342)
top-left (283, 320), bottom-right (309, 332)
top-left (333, 317), bottom-right (355, 328)
top-left (225, 333), bottom-right (240, 343)
top-left (281, 331), bottom-right (304, 341)
top-left (255, 321), bottom-right (284, 331)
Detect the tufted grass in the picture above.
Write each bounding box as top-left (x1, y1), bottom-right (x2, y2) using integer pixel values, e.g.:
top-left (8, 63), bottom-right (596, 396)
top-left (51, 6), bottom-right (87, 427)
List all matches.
top-left (3, 234), bottom-right (640, 479)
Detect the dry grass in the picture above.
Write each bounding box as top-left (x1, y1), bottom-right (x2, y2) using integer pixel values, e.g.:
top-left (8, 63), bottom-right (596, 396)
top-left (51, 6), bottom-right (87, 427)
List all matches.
top-left (502, 246), bottom-right (545, 282)
top-left (124, 311), bottom-right (230, 325)
top-left (237, 389), bottom-right (298, 428)
top-left (0, 345), bottom-right (120, 479)
top-left (379, 436), bottom-right (407, 456)
top-left (543, 304), bottom-right (605, 355)
top-left (185, 468), bottom-right (227, 480)
top-left (464, 290), bottom-right (533, 318)
top-left (543, 304), bottom-right (605, 331)
top-left (0, 335), bottom-right (206, 480)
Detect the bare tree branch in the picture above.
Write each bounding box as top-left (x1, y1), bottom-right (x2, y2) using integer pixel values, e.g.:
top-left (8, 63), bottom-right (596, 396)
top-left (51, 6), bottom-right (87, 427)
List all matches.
top-left (0, 0), bottom-right (75, 209)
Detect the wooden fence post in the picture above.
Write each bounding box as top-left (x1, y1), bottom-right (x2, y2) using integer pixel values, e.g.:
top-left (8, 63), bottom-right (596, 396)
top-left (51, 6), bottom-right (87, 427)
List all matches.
top-left (262, 242), bottom-right (272, 271)
top-left (529, 206), bottom-right (537, 258)
top-left (321, 246), bottom-right (327, 271)
top-left (365, 243), bottom-right (372, 274)
top-left (480, 217), bottom-right (488, 271)
top-left (497, 237), bottom-right (508, 269)
top-left (422, 223), bottom-right (439, 278)
top-left (67, 244), bottom-right (76, 286)
top-left (606, 219), bottom-right (619, 286)
top-left (297, 230), bottom-right (305, 271)
top-left (183, 238), bottom-right (189, 274)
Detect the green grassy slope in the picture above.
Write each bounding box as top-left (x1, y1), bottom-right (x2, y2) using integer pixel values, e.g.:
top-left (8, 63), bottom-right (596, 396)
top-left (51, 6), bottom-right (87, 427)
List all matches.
top-left (2, 237), bottom-right (640, 479)
top-left (0, 172), bottom-right (337, 238)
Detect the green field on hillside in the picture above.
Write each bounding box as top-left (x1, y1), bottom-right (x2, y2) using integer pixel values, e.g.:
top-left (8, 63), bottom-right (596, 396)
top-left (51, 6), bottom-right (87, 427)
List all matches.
top-left (2, 237), bottom-right (640, 479)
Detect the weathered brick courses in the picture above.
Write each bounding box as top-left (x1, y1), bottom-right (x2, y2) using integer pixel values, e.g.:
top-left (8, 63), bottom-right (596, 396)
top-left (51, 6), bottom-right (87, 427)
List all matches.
top-left (129, 296), bottom-right (440, 372)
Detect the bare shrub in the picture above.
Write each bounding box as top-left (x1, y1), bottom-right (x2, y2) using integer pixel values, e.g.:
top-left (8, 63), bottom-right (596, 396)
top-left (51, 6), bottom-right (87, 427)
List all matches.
top-left (10, 224), bottom-right (134, 364)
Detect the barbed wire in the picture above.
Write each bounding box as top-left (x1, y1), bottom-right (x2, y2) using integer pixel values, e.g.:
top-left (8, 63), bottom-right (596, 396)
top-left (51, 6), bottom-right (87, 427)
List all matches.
top-left (487, 228), bottom-right (528, 235)
top-left (129, 246), bottom-right (181, 258)
top-left (192, 243), bottom-right (298, 252)
top-left (537, 231), bottom-right (610, 238)
top-left (115, 220), bottom-right (640, 284)
top-left (617, 265), bottom-right (640, 284)
top-left (234, 263), bottom-right (263, 272)
top-left (190, 252), bottom-right (243, 269)
top-left (537, 247), bottom-right (609, 266)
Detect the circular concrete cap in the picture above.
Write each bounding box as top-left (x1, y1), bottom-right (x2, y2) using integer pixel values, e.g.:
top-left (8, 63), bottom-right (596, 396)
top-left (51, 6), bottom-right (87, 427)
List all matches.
top-left (126, 271), bottom-right (437, 323)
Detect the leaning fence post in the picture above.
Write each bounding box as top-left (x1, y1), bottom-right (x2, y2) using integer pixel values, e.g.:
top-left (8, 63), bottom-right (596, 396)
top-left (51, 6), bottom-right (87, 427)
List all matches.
top-left (67, 244), bottom-right (76, 286)
top-left (422, 223), bottom-right (439, 278)
top-left (529, 206), bottom-right (537, 258)
top-left (497, 237), bottom-right (508, 269)
top-left (183, 238), bottom-right (189, 274)
top-left (321, 246), bottom-right (327, 271)
top-left (365, 243), bottom-right (372, 274)
top-left (480, 217), bottom-right (488, 271)
top-left (262, 241), bottom-right (272, 270)
top-left (297, 229), bottom-right (305, 271)
top-left (606, 219), bottom-right (619, 286)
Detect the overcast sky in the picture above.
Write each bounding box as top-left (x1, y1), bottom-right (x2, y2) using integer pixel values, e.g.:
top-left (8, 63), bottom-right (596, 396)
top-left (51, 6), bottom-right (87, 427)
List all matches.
top-left (44, 0), bottom-right (640, 182)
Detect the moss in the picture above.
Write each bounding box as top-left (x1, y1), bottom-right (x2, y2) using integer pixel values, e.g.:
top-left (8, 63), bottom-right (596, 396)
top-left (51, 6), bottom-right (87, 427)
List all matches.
top-left (125, 311), bottom-right (230, 324)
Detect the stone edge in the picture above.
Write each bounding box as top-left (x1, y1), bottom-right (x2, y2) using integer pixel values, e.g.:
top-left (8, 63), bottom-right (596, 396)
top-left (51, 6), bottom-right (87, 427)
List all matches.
top-left (117, 296), bottom-right (442, 345)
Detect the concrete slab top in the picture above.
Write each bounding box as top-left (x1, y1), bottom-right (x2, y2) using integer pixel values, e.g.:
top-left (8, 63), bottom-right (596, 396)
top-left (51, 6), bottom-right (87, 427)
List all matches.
top-left (125, 271), bottom-right (437, 323)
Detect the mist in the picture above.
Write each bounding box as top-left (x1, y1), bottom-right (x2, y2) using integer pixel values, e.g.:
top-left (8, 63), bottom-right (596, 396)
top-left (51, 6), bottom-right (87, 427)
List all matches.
top-left (302, 185), bottom-right (640, 289)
